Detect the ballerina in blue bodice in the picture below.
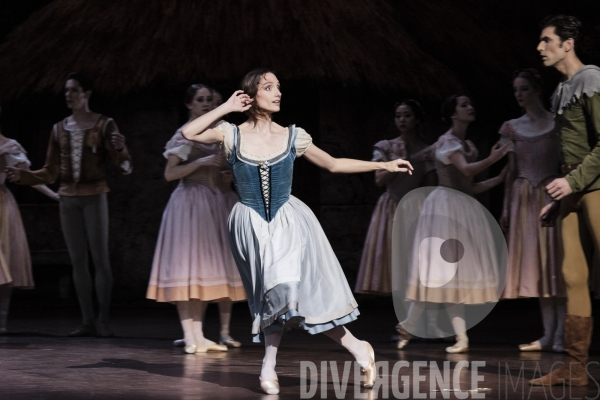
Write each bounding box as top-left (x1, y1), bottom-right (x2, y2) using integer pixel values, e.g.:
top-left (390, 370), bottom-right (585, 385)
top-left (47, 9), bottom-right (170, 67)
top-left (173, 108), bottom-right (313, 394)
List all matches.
top-left (227, 122), bottom-right (297, 222)
top-left (182, 68), bottom-right (413, 395)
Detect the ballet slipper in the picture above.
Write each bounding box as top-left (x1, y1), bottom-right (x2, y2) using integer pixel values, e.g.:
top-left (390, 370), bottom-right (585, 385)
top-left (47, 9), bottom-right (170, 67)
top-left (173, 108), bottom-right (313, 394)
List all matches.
top-left (552, 343), bottom-right (564, 353)
top-left (95, 322), bottom-right (115, 338)
top-left (68, 324), bottom-right (96, 337)
top-left (259, 376), bottom-right (280, 395)
top-left (184, 344), bottom-right (197, 354)
top-left (446, 333), bottom-right (469, 354)
top-left (361, 341), bottom-right (376, 388)
top-left (396, 324), bottom-right (411, 350)
top-left (195, 343), bottom-right (228, 353)
top-left (519, 340), bottom-right (543, 352)
top-left (219, 334), bottom-right (241, 348)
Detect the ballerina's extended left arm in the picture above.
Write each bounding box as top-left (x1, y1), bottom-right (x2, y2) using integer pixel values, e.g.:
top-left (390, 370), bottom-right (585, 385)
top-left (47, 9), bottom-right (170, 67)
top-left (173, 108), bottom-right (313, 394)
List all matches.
top-left (182, 91), bottom-right (414, 175)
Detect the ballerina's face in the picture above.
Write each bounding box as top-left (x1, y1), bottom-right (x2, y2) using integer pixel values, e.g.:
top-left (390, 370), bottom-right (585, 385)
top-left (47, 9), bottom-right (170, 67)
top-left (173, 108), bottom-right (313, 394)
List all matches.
top-left (187, 87), bottom-right (213, 117)
top-left (254, 73), bottom-right (281, 113)
top-left (394, 104), bottom-right (419, 133)
top-left (513, 77), bottom-right (540, 109)
top-left (452, 96), bottom-right (475, 123)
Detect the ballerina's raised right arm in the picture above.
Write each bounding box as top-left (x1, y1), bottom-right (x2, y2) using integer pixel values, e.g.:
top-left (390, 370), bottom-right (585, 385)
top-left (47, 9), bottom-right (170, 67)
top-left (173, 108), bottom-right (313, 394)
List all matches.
top-left (181, 91), bottom-right (252, 144)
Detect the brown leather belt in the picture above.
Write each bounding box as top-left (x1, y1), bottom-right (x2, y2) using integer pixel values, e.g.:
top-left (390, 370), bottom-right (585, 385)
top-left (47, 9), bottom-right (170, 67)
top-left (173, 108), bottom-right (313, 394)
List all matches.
top-left (561, 163), bottom-right (581, 174)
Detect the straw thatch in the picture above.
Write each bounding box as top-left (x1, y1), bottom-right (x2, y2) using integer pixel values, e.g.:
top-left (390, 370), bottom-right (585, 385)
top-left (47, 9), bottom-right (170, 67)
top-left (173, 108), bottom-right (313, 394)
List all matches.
top-left (0, 0), bottom-right (461, 100)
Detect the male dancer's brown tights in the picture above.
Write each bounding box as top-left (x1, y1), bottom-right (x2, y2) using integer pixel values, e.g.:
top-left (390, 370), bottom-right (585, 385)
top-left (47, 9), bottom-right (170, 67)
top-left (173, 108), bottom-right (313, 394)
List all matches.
top-left (560, 190), bottom-right (600, 317)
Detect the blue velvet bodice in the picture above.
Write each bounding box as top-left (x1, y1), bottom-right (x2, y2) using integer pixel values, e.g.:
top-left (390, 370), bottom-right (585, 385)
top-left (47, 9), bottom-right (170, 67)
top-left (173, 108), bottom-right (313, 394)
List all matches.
top-left (227, 125), bottom-right (298, 222)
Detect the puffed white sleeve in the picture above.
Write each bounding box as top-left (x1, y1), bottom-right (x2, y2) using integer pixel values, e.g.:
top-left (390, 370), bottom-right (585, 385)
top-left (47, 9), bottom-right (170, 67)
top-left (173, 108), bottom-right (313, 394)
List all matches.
top-left (162, 131), bottom-right (193, 161)
top-left (4, 142), bottom-right (32, 167)
top-left (5, 152), bottom-right (31, 168)
top-left (435, 138), bottom-right (464, 165)
top-left (295, 128), bottom-right (313, 158)
top-left (162, 145), bottom-right (191, 161)
top-left (371, 140), bottom-right (390, 162)
top-left (215, 121), bottom-right (235, 159)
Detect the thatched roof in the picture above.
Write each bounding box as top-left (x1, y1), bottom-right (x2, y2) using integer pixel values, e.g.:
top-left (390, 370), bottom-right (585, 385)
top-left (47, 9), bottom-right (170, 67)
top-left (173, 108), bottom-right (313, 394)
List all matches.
top-left (0, 0), bottom-right (461, 100)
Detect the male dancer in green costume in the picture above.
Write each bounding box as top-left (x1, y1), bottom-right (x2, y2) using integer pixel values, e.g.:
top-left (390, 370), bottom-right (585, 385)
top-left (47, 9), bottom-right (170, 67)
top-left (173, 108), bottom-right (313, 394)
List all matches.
top-left (531, 15), bottom-right (600, 386)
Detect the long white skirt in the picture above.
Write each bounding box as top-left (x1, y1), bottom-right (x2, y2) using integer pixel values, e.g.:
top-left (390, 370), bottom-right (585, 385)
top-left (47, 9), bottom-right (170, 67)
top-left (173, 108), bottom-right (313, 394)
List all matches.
top-left (228, 195), bottom-right (359, 342)
top-left (405, 187), bottom-right (504, 304)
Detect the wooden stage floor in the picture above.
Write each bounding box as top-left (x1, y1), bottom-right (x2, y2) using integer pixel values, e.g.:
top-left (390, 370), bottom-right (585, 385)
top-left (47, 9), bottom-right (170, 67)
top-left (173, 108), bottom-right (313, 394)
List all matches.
top-left (1, 301), bottom-right (599, 399)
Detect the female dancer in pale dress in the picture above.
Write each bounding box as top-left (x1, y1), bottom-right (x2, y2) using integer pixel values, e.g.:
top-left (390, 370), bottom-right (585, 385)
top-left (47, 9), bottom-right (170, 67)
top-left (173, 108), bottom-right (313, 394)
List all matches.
top-left (146, 84), bottom-right (245, 353)
top-left (182, 69), bottom-right (413, 394)
top-left (0, 109), bottom-right (59, 334)
top-left (354, 101), bottom-right (445, 344)
top-left (396, 95), bottom-right (510, 353)
top-left (499, 70), bottom-right (565, 352)
top-left (355, 100), bottom-right (435, 296)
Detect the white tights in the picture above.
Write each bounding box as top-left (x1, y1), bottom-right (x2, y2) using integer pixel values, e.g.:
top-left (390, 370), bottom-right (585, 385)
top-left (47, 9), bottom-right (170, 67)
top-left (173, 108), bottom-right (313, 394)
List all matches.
top-left (176, 300), bottom-right (236, 345)
top-left (260, 325), bottom-right (369, 381)
top-left (176, 301), bottom-right (208, 345)
top-left (402, 302), bottom-right (468, 344)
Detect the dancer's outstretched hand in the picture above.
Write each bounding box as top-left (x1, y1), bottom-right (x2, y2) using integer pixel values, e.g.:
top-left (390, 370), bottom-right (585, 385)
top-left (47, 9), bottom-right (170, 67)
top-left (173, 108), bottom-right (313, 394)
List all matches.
top-left (225, 90), bottom-right (253, 113)
top-left (383, 159), bottom-right (413, 174)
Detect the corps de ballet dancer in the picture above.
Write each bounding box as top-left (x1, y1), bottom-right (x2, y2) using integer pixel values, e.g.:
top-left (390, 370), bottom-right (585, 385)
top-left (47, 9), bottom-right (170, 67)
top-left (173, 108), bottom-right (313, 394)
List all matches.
top-left (0, 106), bottom-right (59, 335)
top-left (396, 94), bottom-right (510, 353)
top-left (498, 69), bottom-right (565, 353)
top-left (353, 100), bottom-right (445, 344)
top-left (146, 84), bottom-right (245, 353)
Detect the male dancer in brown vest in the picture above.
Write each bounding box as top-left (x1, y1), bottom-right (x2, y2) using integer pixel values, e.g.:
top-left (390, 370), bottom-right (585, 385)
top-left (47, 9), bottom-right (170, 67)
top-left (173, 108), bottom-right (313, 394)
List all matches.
top-left (6, 72), bottom-right (132, 337)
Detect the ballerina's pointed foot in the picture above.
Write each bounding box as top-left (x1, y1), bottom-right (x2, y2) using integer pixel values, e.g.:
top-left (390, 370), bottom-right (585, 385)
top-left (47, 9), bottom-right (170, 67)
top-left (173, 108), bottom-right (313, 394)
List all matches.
top-left (259, 376), bottom-right (280, 395)
top-left (361, 341), bottom-right (376, 388)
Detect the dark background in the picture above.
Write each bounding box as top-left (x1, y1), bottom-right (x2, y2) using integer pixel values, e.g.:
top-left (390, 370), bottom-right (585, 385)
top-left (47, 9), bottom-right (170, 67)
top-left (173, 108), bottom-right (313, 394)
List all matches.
top-left (0, 0), bottom-right (598, 306)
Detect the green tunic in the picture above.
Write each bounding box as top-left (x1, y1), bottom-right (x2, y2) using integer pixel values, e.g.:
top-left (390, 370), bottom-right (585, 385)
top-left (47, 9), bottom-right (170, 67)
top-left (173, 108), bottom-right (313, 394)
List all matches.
top-left (552, 65), bottom-right (600, 193)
